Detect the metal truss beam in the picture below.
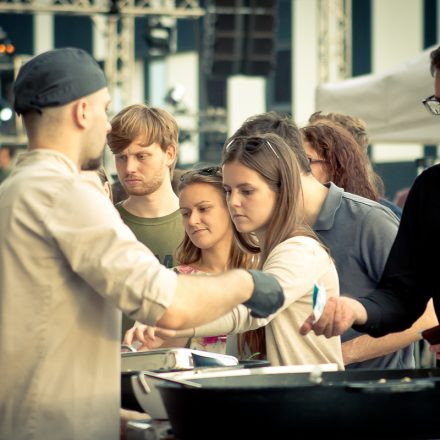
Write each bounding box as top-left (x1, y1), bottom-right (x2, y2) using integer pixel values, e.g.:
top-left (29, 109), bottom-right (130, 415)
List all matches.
top-left (0, 0), bottom-right (204, 17)
top-left (317, 0), bottom-right (352, 83)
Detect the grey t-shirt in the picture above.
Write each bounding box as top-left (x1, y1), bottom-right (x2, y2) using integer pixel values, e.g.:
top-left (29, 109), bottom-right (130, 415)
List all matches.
top-left (314, 183), bottom-right (414, 369)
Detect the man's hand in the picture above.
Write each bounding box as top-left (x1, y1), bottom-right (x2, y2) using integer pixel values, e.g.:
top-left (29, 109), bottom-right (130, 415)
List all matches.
top-left (299, 296), bottom-right (368, 338)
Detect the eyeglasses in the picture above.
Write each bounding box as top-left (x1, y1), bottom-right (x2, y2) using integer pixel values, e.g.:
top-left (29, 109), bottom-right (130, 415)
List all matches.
top-left (422, 95), bottom-right (440, 115)
top-left (307, 157), bottom-right (327, 166)
top-left (180, 166), bottom-right (222, 181)
top-left (197, 166), bottom-right (222, 176)
top-left (225, 136), bottom-right (280, 159)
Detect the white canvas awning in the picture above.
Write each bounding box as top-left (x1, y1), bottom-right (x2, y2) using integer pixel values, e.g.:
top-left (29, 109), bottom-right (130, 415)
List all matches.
top-left (315, 46), bottom-right (440, 144)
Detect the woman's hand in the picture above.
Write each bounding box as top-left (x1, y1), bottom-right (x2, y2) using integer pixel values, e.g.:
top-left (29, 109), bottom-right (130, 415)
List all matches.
top-left (123, 325), bottom-right (166, 351)
top-left (122, 325), bottom-right (182, 351)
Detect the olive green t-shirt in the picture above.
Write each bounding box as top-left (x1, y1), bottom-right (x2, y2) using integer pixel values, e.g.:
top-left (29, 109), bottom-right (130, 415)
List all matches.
top-left (116, 203), bottom-right (185, 335)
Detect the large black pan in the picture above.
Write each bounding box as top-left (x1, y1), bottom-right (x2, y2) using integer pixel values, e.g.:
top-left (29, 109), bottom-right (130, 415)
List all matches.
top-left (158, 368), bottom-right (440, 439)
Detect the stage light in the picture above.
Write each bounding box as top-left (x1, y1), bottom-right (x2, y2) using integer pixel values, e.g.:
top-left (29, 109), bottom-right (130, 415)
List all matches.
top-left (0, 27), bottom-right (15, 57)
top-left (165, 84), bottom-right (185, 107)
top-left (0, 106), bottom-right (12, 122)
top-left (6, 44), bottom-right (15, 55)
top-left (145, 17), bottom-right (176, 57)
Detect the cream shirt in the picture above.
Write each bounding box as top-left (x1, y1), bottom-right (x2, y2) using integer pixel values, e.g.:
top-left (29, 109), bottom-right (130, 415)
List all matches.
top-left (0, 150), bottom-right (177, 440)
top-left (192, 236), bottom-right (344, 369)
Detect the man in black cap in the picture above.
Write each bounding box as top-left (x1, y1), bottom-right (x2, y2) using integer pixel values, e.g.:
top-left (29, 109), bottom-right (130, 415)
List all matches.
top-left (0, 47), bottom-right (284, 440)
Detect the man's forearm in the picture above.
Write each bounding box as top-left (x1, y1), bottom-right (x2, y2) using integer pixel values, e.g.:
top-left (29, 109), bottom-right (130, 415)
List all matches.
top-left (343, 300), bottom-right (438, 365)
top-left (343, 333), bottom-right (412, 365)
top-left (157, 270), bottom-right (253, 329)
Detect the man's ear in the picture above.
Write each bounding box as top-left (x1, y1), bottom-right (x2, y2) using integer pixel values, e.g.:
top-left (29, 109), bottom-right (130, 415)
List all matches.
top-left (165, 143), bottom-right (177, 166)
top-left (72, 99), bottom-right (88, 129)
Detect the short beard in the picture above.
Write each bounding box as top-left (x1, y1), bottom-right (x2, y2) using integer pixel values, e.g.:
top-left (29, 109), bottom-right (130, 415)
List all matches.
top-left (124, 173), bottom-right (164, 196)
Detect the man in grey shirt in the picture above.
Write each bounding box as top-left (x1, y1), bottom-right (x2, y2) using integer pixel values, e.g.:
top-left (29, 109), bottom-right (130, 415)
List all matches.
top-left (315, 182), bottom-right (412, 368)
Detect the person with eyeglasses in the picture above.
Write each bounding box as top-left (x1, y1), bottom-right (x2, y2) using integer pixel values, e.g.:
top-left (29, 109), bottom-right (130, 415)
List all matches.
top-left (300, 45), bottom-right (440, 361)
top-left (300, 119), bottom-right (381, 201)
top-left (307, 111), bottom-right (403, 219)
top-left (140, 133), bottom-right (345, 368)
top-left (124, 166), bottom-right (257, 356)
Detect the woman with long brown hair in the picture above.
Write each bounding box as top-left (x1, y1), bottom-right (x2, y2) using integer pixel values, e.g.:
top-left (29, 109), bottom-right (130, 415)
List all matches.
top-left (300, 119), bottom-right (379, 201)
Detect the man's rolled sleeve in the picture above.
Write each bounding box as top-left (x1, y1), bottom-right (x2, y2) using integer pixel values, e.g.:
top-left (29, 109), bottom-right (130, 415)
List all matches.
top-left (46, 177), bottom-right (178, 325)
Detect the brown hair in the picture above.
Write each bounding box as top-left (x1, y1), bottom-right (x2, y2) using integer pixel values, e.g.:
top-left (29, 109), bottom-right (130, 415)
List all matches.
top-left (107, 104), bottom-right (179, 173)
top-left (231, 112), bottom-right (312, 175)
top-left (175, 166), bottom-right (255, 272)
top-left (223, 134), bottom-right (324, 359)
top-left (430, 45), bottom-right (440, 76)
top-left (308, 111), bottom-right (369, 151)
top-left (308, 111), bottom-right (385, 197)
top-left (171, 168), bottom-right (186, 194)
top-left (301, 120), bottom-right (380, 201)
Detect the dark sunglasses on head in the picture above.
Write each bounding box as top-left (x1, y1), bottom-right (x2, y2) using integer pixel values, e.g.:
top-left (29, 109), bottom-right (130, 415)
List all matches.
top-left (180, 166), bottom-right (222, 181)
top-left (197, 166), bottom-right (222, 176)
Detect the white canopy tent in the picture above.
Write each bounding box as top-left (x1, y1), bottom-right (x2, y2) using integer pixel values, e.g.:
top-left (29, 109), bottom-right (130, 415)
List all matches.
top-left (315, 46), bottom-right (440, 144)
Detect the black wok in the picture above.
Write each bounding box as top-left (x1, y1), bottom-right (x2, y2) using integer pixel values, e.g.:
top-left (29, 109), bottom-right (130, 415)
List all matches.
top-left (158, 368), bottom-right (440, 439)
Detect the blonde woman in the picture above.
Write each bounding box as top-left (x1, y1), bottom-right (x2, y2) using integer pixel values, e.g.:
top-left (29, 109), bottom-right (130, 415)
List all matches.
top-left (124, 166), bottom-right (254, 354)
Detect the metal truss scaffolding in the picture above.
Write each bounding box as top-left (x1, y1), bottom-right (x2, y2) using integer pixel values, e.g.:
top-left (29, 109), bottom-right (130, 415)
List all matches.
top-left (317, 0), bottom-right (352, 83)
top-left (0, 0), bottom-right (204, 109)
